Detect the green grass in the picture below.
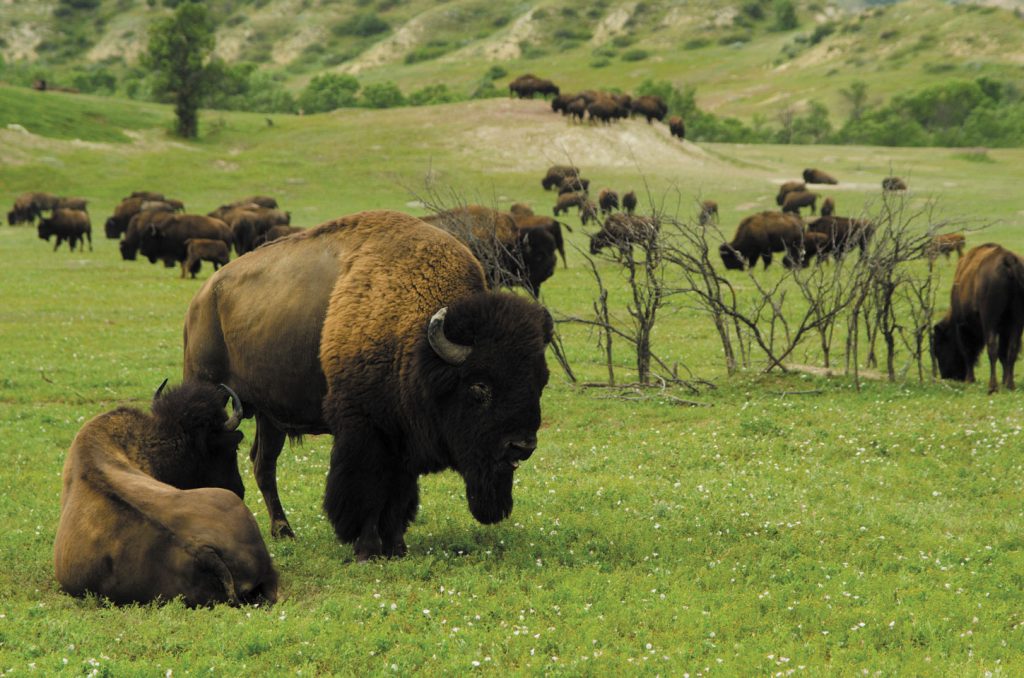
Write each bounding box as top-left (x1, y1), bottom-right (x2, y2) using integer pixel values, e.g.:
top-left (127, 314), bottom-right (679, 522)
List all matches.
top-left (1, 85), bottom-right (1024, 674)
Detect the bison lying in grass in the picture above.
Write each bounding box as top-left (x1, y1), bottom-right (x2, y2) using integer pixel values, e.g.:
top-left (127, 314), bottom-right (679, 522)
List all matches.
top-left (54, 381), bottom-right (278, 606)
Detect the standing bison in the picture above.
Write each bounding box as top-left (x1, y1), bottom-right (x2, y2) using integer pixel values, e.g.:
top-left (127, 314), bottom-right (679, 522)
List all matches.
top-left (183, 211), bottom-right (553, 561)
top-left (8, 192), bottom-right (59, 225)
top-left (781, 190), bottom-right (818, 215)
top-left (590, 213), bottom-right (659, 257)
top-left (775, 181), bottom-right (806, 207)
top-left (542, 165), bottom-right (580, 191)
top-left (719, 211), bottom-right (804, 270)
top-left (38, 209), bottom-right (92, 252)
top-left (933, 243), bottom-right (1024, 393)
top-left (54, 381), bottom-right (279, 606)
top-left (668, 116), bottom-right (686, 140)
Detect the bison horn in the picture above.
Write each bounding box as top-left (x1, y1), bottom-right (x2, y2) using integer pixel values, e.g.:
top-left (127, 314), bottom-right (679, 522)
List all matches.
top-left (220, 384), bottom-right (244, 431)
top-left (153, 378), bottom-right (169, 400)
top-left (427, 307), bottom-right (472, 365)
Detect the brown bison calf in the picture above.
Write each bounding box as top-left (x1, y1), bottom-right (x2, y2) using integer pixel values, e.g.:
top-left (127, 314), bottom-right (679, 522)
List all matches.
top-left (184, 238), bottom-right (231, 278)
top-left (927, 233), bottom-right (966, 262)
top-left (54, 381), bottom-right (278, 606)
top-left (933, 243), bottom-right (1024, 393)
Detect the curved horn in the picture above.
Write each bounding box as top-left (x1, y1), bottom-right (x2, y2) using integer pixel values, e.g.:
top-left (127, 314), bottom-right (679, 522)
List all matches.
top-left (220, 384), bottom-right (243, 431)
top-left (427, 307), bottom-right (472, 365)
top-left (153, 378), bottom-right (169, 400)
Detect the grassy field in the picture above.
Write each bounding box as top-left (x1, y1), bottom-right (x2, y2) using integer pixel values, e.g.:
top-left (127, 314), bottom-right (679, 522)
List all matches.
top-left (2, 86), bottom-right (1024, 674)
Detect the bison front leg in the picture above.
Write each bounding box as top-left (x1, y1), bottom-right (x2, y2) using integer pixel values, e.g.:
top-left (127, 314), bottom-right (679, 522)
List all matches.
top-left (251, 414), bottom-right (294, 538)
top-left (378, 474), bottom-right (419, 558)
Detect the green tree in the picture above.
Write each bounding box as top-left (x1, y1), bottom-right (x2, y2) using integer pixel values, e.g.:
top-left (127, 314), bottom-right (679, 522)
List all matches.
top-left (840, 80), bottom-right (869, 123)
top-left (361, 81), bottom-right (405, 109)
top-left (772, 0), bottom-right (798, 31)
top-left (144, 1), bottom-right (215, 138)
top-left (298, 73), bottom-right (360, 113)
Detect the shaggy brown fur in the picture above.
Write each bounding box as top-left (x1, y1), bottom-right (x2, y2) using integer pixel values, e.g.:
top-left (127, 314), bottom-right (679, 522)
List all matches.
top-left (622, 191), bottom-right (638, 214)
top-left (933, 244), bottom-right (1024, 393)
top-left (820, 197), bottom-right (835, 217)
top-left (598, 189), bottom-right (619, 215)
top-left (183, 211), bottom-right (553, 559)
top-left (782, 190), bottom-right (818, 215)
top-left (184, 238), bottom-right (231, 278)
top-left (139, 214), bottom-right (233, 277)
top-left (803, 168), bottom-right (838, 185)
top-left (8, 191), bottom-right (59, 225)
top-left (668, 116), bottom-right (685, 140)
top-left (806, 215), bottom-right (875, 259)
top-left (927, 233), bottom-right (966, 261)
top-left (38, 208), bottom-right (92, 252)
top-left (775, 181), bottom-right (806, 207)
top-left (541, 165), bottom-right (579, 191)
top-left (719, 211), bottom-right (804, 270)
top-left (882, 176), bottom-right (907, 191)
top-left (590, 214), bottom-right (659, 257)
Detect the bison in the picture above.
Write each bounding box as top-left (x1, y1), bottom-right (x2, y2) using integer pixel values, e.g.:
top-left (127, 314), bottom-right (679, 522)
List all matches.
top-left (511, 214), bottom-right (570, 268)
top-left (553, 192), bottom-right (598, 225)
top-left (183, 210), bottom-right (553, 560)
top-left (590, 213), bottom-right (660, 257)
top-left (932, 243), bottom-right (1024, 393)
top-left (509, 74), bottom-right (559, 99)
top-left (541, 165), bottom-right (580, 191)
top-left (38, 209), bottom-right (92, 252)
top-left (719, 211), bottom-right (804, 270)
top-left (820, 196), bottom-right (835, 217)
top-left (806, 215), bottom-right (875, 259)
top-left (775, 181), bottom-right (806, 207)
top-left (253, 225), bottom-right (305, 248)
top-left (622, 190), bottom-right (638, 214)
top-left (598, 189), bottom-right (619, 215)
top-left (558, 176), bottom-right (590, 195)
top-left (120, 209), bottom-right (176, 261)
top-left (882, 176), bottom-right (907, 192)
top-left (631, 95), bottom-right (667, 123)
top-left (781, 190), bottom-right (818, 215)
top-left (668, 116), bottom-right (686, 140)
top-left (54, 381), bottom-right (279, 606)
top-left (802, 168), bottom-right (838, 185)
top-left (927, 233), bottom-right (966, 262)
top-left (565, 97), bottom-right (587, 123)
top-left (55, 196), bottom-right (88, 211)
top-left (105, 196), bottom-right (182, 239)
top-left (699, 200), bottom-right (719, 226)
top-left (139, 214), bottom-right (234, 277)
top-left (509, 203), bottom-right (534, 218)
top-left (8, 191), bottom-right (59, 226)
top-left (587, 97), bottom-right (619, 125)
top-left (217, 206), bottom-right (290, 255)
top-left (184, 238), bottom-right (231, 279)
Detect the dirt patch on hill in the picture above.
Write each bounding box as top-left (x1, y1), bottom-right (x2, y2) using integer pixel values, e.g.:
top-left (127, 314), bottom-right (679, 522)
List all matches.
top-left (343, 14), bottom-right (429, 74)
top-left (452, 99), bottom-right (715, 174)
top-left (590, 4), bottom-right (636, 45)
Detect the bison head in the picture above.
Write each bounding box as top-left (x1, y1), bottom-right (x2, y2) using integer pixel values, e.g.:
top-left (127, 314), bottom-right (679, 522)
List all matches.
top-left (719, 243), bottom-right (746, 270)
top-left (37, 219), bottom-right (54, 241)
top-left (119, 238), bottom-right (138, 260)
top-left (104, 217), bottom-right (121, 239)
top-left (520, 229), bottom-right (557, 294)
top-left (150, 380), bottom-right (246, 498)
top-left (932, 319), bottom-right (971, 381)
top-left (419, 293), bottom-right (552, 525)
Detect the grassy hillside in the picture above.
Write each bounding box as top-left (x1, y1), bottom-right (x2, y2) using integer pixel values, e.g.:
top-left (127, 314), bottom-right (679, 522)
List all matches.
top-left (2, 0), bottom-right (1023, 126)
top-left (2, 77), bottom-right (1024, 673)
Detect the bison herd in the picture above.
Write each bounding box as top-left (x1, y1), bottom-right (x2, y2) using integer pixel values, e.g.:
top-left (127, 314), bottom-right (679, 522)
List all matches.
top-left (5, 154), bottom-right (1016, 609)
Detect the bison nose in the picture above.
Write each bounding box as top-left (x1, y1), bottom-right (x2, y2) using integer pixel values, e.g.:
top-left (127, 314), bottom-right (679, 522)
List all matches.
top-left (507, 437), bottom-right (537, 462)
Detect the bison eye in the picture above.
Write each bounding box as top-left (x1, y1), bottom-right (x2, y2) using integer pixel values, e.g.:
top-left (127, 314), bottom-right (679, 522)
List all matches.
top-left (469, 382), bottom-right (492, 406)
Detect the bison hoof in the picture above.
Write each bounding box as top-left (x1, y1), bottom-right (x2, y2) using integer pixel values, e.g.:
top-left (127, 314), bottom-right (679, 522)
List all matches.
top-left (271, 520), bottom-right (295, 539)
top-left (383, 538), bottom-right (408, 559)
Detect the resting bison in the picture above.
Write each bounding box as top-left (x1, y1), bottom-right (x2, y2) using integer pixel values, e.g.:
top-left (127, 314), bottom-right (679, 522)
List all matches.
top-left (38, 209), bottom-right (92, 252)
top-left (820, 197), bottom-right (835, 217)
top-left (927, 233), bottom-right (966, 262)
top-left (803, 168), bottom-right (838, 185)
top-left (775, 181), bottom-right (806, 207)
top-left (184, 238), bottom-right (231, 279)
top-left (598, 189), bottom-right (619, 215)
top-left (8, 192), bottom-right (59, 226)
top-left (668, 116), bottom-right (686, 140)
top-left (719, 211), bottom-right (804, 270)
top-left (423, 205), bottom-right (557, 295)
top-left (54, 381), bottom-right (279, 606)
top-left (933, 243), bottom-right (1024, 393)
top-left (183, 210), bottom-right (553, 560)
top-left (590, 213), bottom-right (659, 257)
top-left (622, 191), bottom-right (638, 214)
top-left (806, 215), bottom-right (875, 259)
top-left (699, 200), bottom-right (719, 226)
top-left (882, 176), bottom-right (907, 192)
top-left (632, 95), bottom-right (667, 123)
top-left (139, 214), bottom-right (233, 277)
top-left (541, 165), bottom-right (580, 191)
top-left (782, 190), bottom-right (818, 215)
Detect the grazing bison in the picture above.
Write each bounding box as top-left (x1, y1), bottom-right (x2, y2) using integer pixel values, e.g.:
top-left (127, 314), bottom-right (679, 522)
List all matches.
top-left (781, 190), bottom-right (818, 215)
top-left (775, 181), bottom-right (806, 207)
top-left (800, 231), bottom-right (832, 265)
top-left (139, 214), bottom-right (233, 277)
top-left (803, 168), bottom-right (838, 185)
top-left (631, 95), bottom-right (667, 123)
top-left (54, 381), bottom-right (279, 606)
top-left (927, 233), bottom-right (966, 262)
top-left (598, 189), bottom-right (619, 215)
top-left (120, 209), bottom-right (176, 261)
top-left (38, 209), bottom-right (92, 252)
top-left (424, 205), bottom-right (557, 295)
top-left (622, 190), bottom-right (638, 214)
top-left (589, 213), bottom-right (659, 257)
top-left (8, 192), bottom-right (59, 225)
top-left (719, 211), bottom-right (804, 270)
top-left (55, 197), bottom-right (88, 211)
top-left (806, 215), bottom-right (875, 259)
top-left (587, 97), bottom-right (619, 124)
top-left (558, 176), bottom-right (590, 195)
top-left (553, 191), bottom-right (598, 225)
top-left (932, 243), bottom-right (1024, 393)
top-left (565, 97), bottom-right (587, 122)
top-left (512, 214), bottom-right (570, 268)
top-left (668, 116), bottom-right (686, 140)
top-left (105, 197), bottom-right (182, 239)
top-left (253, 225), bottom-right (304, 248)
top-left (699, 200), bottom-right (719, 226)
top-left (882, 176), bottom-right (907, 192)
top-left (183, 210), bottom-right (554, 560)
top-left (820, 196), bottom-right (835, 217)
top-left (184, 238), bottom-right (231, 279)
top-left (541, 165), bottom-right (580, 191)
